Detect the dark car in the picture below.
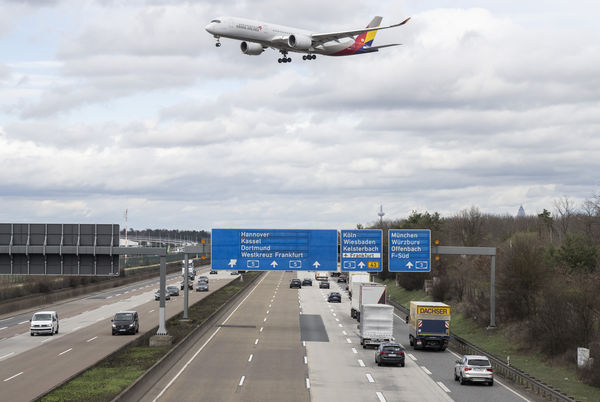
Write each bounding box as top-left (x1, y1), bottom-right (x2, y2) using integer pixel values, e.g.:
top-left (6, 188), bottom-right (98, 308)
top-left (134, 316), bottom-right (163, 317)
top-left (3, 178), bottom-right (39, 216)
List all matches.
top-left (454, 355), bottom-right (494, 385)
top-left (196, 282), bottom-right (209, 292)
top-left (327, 292), bottom-right (342, 303)
top-left (319, 281), bottom-right (330, 289)
top-left (290, 279), bottom-right (302, 289)
top-left (166, 285), bottom-right (180, 296)
top-left (337, 276), bottom-right (347, 283)
top-left (209, 270), bottom-right (218, 275)
top-left (375, 343), bottom-right (405, 367)
top-left (197, 275), bottom-right (209, 283)
top-left (154, 290), bottom-right (171, 301)
top-left (112, 311), bottom-right (139, 335)
top-left (230, 271), bottom-right (239, 275)
top-left (302, 278), bottom-right (313, 286)
top-left (180, 279), bottom-right (194, 290)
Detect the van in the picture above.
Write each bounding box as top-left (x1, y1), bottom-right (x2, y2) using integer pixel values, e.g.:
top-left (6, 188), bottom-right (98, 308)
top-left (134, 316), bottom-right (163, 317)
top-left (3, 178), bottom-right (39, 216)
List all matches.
top-left (30, 311), bottom-right (59, 336)
top-left (112, 311), bottom-right (139, 335)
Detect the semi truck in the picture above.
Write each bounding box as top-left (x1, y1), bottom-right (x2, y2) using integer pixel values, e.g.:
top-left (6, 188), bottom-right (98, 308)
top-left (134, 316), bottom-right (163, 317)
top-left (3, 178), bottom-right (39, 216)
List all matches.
top-left (359, 304), bottom-right (394, 348)
top-left (352, 282), bottom-right (386, 321)
top-left (348, 272), bottom-right (370, 296)
top-left (408, 301), bottom-right (451, 351)
top-left (181, 261), bottom-right (195, 279)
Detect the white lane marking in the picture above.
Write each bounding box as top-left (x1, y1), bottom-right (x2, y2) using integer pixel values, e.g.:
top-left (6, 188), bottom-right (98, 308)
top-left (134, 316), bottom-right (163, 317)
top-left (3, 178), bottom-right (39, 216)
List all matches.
top-left (306, 378), bottom-right (311, 389)
top-left (346, 338), bottom-right (352, 344)
top-left (148, 309), bottom-right (155, 313)
top-left (437, 381), bottom-right (451, 393)
top-left (3, 371), bottom-right (23, 382)
top-left (152, 272), bottom-right (269, 402)
top-left (95, 317), bottom-right (103, 322)
top-left (239, 376), bottom-right (245, 386)
top-left (421, 366), bottom-right (432, 375)
top-left (338, 324), bottom-right (343, 327)
top-left (376, 391), bottom-right (387, 402)
top-left (303, 341), bottom-right (306, 347)
top-left (366, 373), bottom-right (375, 383)
top-left (248, 354), bottom-right (253, 362)
top-left (335, 318), bottom-right (340, 322)
top-left (266, 310), bottom-right (270, 314)
top-left (0, 327), bottom-right (7, 331)
top-left (18, 321), bottom-right (28, 325)
top-left (124, 290), bottom-right (129, 294)
top-left (342, 330), bottom-right (347, 335)
top-left (333, 313), bottom-right (337, 317)
top-left (115, 294), bottom-right (121, 297)
top-left (255, 338), bottom-right (259, 345)
top-left (86, 336), bottom-right (98, 342)
top-left (106, 295), bottom-right (113, 299)
top-left (260, 327), bottom-right (264, 332)
top-left (408, 353), bottom-right (417, 361)
top-left (304, 356), bottom-right (307, 364)
top-left (0, 316), bottom-right (15, 322)
top-left (58, 348), bottom-right (72, 356)
top-left (0, 352), bottom-right (15, 360)
top-left (41, 338), bottom-right (52, 343)
top-left (269, 304), bottom-right (272, 308)
top-left (352, 348), bottom-right (358, 354)
top-left (358, 359), bottom-right (365, 367)
top-left (264, 317), bottom-right (267, 322)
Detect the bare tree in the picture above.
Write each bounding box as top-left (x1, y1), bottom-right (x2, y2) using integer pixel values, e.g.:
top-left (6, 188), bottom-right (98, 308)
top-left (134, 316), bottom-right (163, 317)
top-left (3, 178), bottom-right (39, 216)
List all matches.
top-left (554, 196), bottom-right (575, 241)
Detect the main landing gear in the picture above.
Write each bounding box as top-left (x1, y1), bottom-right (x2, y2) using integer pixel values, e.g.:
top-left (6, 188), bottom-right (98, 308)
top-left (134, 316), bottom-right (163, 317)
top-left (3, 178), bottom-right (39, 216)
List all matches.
top-left (302, 54), bottom-right (317, 60)
top-left (278, 50), bottom-right (291, 63)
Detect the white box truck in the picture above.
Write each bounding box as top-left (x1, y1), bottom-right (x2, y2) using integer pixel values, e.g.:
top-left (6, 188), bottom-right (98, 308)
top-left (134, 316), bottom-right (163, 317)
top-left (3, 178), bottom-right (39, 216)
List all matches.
top-left (349, 273), bottom-right (371, 318)
top-left (359, 304), bottom-right (394, 348)
top-left (355, 283), bottom-right (386, 321)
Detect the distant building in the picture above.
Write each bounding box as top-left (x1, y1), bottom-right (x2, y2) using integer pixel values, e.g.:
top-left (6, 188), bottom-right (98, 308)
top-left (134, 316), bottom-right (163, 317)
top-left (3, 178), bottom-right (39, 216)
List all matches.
top-left (517, 205), bottom-right (526, 217)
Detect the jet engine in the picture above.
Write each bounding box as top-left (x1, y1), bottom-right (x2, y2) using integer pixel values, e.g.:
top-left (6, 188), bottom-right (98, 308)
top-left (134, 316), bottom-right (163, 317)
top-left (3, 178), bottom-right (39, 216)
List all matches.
top-left (240, 41), bottom-right (265, 55)
top-left (288, 34), bottom-right (312, 50)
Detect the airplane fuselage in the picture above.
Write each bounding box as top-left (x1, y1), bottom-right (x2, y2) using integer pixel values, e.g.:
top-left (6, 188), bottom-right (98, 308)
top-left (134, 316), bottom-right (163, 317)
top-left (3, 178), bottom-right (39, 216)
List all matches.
top-left (206, 17), bottom-right (357, 56)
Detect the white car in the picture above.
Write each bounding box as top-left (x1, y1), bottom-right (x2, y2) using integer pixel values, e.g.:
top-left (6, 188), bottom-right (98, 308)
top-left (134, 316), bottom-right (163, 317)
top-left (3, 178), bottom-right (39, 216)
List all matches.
top-left (454, 355), bottom-right (494, 386)
top-left (30, 311), bottom-right (59, 336)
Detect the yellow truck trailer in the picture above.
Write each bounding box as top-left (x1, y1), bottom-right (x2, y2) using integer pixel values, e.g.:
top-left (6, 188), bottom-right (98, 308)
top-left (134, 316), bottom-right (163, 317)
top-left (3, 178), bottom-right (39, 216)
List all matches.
top-left (408, 301), bottom-right (451, 351)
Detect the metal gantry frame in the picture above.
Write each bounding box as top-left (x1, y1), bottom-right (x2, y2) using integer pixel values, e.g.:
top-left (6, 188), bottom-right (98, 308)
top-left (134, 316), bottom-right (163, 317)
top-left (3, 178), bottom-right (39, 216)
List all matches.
top-left (431, 245), bottom-right (497, 328)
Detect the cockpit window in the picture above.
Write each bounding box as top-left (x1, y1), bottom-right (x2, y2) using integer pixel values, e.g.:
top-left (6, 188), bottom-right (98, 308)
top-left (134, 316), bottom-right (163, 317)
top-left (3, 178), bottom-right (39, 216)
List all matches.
top-left (211, 19), bottom-right (221, 23)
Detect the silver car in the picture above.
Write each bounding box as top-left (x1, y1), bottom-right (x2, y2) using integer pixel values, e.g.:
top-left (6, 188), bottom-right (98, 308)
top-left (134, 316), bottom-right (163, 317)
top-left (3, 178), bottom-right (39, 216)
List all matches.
top-left (454, 355), bottom-right (494, 386)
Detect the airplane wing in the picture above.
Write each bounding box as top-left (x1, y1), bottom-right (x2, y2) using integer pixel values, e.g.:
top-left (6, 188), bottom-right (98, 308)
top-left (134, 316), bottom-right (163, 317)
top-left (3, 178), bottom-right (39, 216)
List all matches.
top-left (311, 17), bottom-right (410, 45)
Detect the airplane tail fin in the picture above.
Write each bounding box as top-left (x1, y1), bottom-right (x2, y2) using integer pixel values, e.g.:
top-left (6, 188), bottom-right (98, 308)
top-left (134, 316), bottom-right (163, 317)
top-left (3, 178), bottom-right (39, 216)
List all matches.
top-left (355, 16), bottom-right (383, 49)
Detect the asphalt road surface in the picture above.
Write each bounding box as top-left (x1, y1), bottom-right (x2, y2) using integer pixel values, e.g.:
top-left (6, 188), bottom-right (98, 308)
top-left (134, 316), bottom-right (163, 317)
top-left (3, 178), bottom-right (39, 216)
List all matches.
top-left (0, 268), bottom-right (238, 401)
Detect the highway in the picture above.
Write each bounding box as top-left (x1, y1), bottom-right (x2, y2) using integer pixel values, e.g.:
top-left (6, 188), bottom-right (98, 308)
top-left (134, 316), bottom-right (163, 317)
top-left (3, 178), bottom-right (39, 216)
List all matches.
top-left (142, 272), bottom-right (537, 402)
top-left (0, 269), bottom-right (539, 402)
top-left (0, 267), bottom-right (238, 401)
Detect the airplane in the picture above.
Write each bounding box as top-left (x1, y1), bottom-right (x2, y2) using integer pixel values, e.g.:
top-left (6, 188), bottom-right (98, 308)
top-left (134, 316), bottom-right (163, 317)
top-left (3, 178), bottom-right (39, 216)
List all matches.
top-left (205, 16), bottom-right (410, 63)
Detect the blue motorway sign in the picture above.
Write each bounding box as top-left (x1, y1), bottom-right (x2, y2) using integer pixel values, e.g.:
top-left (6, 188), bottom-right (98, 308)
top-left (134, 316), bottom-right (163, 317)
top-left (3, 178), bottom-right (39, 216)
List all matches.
top-left (211, 229), bottom-right (337, 271)
top-left (340, 230), bottom-right (382, 272)
top-left (388, 229), bottom-right (431, 272)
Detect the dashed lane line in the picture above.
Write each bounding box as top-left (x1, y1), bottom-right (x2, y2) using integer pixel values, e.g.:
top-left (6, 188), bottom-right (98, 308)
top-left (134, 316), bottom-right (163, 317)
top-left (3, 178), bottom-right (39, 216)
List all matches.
top-left (358, 359), bottom-right (365, 367)
top-left (86, 336), bottom-right (98, 342)
top-left (239, 376), bottom-right (245, 386)
top-left (3, 371), bottom-right (23, 382)
top-left (58, 348), bottom-right (72, 356)
top-left (408, 353), bottom-right (417, 361)
top-left (248, 354), bottom-right (253, 362)
top-left (366, 373), bottom-right (375, 383)
top-left (421, 366), bottom-right (432, 375)
top-left (376, 391), bottom-right (387, 402)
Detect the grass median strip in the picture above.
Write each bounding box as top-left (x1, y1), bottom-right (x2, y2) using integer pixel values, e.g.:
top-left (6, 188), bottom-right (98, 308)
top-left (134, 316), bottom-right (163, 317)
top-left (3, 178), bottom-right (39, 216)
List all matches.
top-left (38, 272), bottom-right (260, 402)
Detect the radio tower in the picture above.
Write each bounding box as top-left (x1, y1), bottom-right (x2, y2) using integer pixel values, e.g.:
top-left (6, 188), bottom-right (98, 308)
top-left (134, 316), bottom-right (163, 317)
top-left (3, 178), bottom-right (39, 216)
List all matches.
top-left (378, 205), bottom-right (385, 227)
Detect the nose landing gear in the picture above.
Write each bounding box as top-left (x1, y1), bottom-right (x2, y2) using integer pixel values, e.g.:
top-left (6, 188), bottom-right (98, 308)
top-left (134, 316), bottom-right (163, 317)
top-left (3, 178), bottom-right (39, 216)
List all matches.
top-left (214, 36), bottom-right (221, 47)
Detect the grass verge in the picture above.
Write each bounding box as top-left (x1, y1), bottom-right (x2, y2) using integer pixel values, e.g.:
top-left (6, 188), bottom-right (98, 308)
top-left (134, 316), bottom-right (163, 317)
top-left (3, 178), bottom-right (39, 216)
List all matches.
top-left (377, 277), bottom-right (600, 401)
top-left (38, 272), bottom-right (260, 402)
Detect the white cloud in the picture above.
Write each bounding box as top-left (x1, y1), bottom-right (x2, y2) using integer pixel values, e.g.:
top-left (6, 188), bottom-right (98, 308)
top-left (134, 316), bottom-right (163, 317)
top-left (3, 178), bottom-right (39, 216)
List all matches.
top-left (1, 2), bottom-right (600, 229)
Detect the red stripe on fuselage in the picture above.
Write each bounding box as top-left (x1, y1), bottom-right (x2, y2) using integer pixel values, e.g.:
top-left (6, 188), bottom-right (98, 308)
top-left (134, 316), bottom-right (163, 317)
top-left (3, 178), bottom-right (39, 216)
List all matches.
top-left (332, 31), bottom-right (368, 56)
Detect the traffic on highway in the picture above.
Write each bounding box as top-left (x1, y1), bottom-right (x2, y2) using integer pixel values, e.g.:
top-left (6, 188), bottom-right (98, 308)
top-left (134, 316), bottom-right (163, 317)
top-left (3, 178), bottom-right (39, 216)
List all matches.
top-left (0, 267), bottom-right (536, 401)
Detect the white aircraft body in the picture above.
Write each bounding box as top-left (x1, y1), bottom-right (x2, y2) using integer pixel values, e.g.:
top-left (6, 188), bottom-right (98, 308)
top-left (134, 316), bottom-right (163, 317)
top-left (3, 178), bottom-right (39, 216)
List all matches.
top-left (205, 16), bottom-right (410, 63)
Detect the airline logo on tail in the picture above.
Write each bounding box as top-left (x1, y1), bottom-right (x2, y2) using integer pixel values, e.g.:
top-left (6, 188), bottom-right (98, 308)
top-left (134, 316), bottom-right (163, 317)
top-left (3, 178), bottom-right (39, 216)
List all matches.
top-left (334, 16), bottom-right (395, 56)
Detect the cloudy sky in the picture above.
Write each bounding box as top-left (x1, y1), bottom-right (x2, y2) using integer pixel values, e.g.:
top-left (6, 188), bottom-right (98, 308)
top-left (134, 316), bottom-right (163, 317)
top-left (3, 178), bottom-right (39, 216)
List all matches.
top-left (1, 0), bottom-right (599, 231)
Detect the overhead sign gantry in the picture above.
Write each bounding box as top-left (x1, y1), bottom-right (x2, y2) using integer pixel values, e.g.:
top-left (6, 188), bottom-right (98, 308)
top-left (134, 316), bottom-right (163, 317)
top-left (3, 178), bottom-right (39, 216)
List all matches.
top-left (211, 229), bottom-right (337, 271)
